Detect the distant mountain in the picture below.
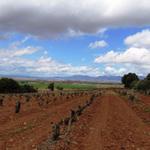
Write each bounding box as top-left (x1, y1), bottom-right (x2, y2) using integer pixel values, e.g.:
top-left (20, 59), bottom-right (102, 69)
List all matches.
top-left (0, 74), bottom-right (145, 83)
top-left (0, 74), bottom-right (122, 83)
top-left (52, 75), bottom-right (122, 83)
top-left (96, 76), bottom-right (122, 82)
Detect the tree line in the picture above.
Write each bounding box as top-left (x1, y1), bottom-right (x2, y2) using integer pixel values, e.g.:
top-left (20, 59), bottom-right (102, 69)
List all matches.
top-left (0, 78), bottom-right (63, 93)
top-left (122, 73), bottom-right (150, 92)
top-left (0, 78), bottom-right (37, 93)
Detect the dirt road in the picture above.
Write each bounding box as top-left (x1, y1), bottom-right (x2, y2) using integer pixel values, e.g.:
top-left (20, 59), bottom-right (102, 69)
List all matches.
top-left (59, 93), bottom-right (150, 150)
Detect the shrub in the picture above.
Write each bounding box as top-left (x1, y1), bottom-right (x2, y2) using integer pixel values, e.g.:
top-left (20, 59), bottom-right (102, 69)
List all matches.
top-left (122, 73), bottom-right (139, 88)
top-left (48, 82), bottom-right (54, 91)
top-left (20, 84), bottom-right (37, 93)
top-left (135, 80), bottom-right (150, 91)
top-left (0, 78), bottom-right (20, 93)
top-left (56, 86), bottom-right (63, 90)
top-left (0, 78), bottom-right (37, 93)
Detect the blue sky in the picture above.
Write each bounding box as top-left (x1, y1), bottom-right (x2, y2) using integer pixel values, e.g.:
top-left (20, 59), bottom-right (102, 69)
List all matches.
top-left (0, 0), bottom-right (150, 77)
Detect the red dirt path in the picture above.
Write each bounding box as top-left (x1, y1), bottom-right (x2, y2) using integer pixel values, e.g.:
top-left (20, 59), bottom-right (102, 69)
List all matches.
top-left (54, 92), bottom-right (150, 150)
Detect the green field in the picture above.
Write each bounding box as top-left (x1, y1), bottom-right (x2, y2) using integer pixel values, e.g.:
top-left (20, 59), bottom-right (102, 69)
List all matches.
top-left (19, 80), bottom-right (123, 90)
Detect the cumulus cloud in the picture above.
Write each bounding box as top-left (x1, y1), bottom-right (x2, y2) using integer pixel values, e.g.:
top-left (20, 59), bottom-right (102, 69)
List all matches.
top-left (95, 47), bottom-right (150, 75)
top-left (0, 55), bottom-right (100, 76)
top-left (104, 66), bottom-right (126, 76)
top-left (95, 29), bottom-right (150, 75)
top-left (95, 48), bottom-right (150, 65)
top-left (124, 29), bottom-right (150, 48)
top-left (0, 0), bottom-right (150, 38)
top-left (89, 40), bottom-right (108, 49)
top-left (0, 37), bottom-right (41, 58)
top-left (0, 40), bottom-right (100, 76)
top-left (29, 57), bottom-right (100, 76)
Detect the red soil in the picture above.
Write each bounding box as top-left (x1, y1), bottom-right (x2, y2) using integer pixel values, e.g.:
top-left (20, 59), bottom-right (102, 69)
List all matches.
top-left (0, 91), bottom-right (150, 150)
top-left (0, 93), bottom-right (92, 150)
top-left (125, 93), bottom-right (150, 125)
top-left (53, 92), bottom-right (150, 150)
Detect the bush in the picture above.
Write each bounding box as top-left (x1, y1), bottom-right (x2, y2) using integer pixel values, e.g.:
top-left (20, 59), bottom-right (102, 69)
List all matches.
top-left (135, 80), bottom-right (150, 91)
top-left (0, 78), bottom-right (37, 93)
top-left (56, 86), bottom-right (63, 90)
top-left (130, 80), bottom-right (139, 89)
top-left (20, 84), bottom-right (37, 93)
top-left (122, 73), bottom-right (139, 88)
top-left (0, 78), bottom-right (20, 93)
top-left (48, 82), bottom-right (54, 91)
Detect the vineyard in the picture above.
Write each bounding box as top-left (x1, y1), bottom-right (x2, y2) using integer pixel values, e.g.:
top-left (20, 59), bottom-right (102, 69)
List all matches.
top-left (0, 89), bottom-right (150, 150)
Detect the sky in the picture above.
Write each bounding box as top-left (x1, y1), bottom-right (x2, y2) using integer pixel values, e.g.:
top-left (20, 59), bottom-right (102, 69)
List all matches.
top-left (0, 0), bottom-right (150, 77)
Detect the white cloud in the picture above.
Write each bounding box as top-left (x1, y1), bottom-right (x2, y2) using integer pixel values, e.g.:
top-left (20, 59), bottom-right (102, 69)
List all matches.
top-left (0, 55), bottom-right (100, 76)
top-left (89, 40), bottom-right (108, 49)
top-left (104, 66), bottom-right (126, 76)
top-left (10, 36), bottom-right (30, 49)
top-left (0, 46), bottom-right (40, 58)
top-left (95, 29), bottom-right (150, 76)
top-left (95, 48), bottom-right (150, 65)
top-left (13, 46), bottom-right (40, 57)
top-left (31, 57), bottom-right (100, 76)
top-left (95, 47), bottom-right (150, 75)
top-left (0, 37), bottom-right (40, 58)
top-left (0, 0), bottom-right (150, 38)
top-left (0, 40), bottom-right (100, 76)
top-left (124, 29), bottom-right (150, 48)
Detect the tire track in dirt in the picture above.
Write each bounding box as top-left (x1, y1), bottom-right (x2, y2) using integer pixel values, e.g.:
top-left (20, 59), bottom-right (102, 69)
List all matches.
top-left (62, 92), bottom-right (150, 150)
top-left (103, 93), bottom-right (150, 150)
top-left (81, 95), bottom-right (109, 150)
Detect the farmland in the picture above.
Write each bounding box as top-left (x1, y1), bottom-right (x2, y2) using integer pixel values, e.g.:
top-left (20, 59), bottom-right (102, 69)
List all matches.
top-left (0, 85), bottom-right (149, 150)
top-left (19, 80), bottom-right (123, 90)
top-left (1, 1), bottom-right (150, 149)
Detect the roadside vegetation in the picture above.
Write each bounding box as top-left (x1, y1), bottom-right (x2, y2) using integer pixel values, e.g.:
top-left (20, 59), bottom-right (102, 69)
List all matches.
top-left (122, 73), bottom-right (150, 95)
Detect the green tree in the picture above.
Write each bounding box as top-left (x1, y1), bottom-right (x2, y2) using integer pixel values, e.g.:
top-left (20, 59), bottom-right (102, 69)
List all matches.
top-left (0, 78), bottom-right (37, 93)
top-left (0, 78), bottom-right (20, 93)
top-left (122, 73), bottom-right (139, 88)
top-left (48, 82), bottom-right (54, 91)
top-left (135, 80), bottom-right (150, 91)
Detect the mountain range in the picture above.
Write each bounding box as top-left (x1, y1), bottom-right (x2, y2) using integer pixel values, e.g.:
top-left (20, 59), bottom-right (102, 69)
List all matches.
top-left (0, 74), bottom-right (122, 83)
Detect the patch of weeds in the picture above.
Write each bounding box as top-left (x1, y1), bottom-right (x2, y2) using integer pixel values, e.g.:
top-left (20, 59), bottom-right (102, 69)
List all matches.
top-left (143, 107), bottom-right (150, 113)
